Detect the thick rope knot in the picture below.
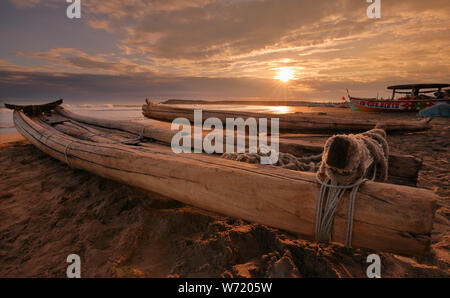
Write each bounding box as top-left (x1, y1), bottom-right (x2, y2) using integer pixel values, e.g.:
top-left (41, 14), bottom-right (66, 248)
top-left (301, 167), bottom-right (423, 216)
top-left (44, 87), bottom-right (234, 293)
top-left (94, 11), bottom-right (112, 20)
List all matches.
top-left (318, 128), bottom-right (389, 185)
top-left (315, 127), bottom-right (389, 247)
top-left (220, 127), bottom-right (389, 248)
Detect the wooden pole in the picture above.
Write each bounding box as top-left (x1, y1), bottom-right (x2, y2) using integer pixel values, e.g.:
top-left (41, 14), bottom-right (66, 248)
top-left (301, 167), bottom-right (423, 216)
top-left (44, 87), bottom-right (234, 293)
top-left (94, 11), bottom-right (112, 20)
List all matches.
top-left (141, 100), bottom-right (431, 132)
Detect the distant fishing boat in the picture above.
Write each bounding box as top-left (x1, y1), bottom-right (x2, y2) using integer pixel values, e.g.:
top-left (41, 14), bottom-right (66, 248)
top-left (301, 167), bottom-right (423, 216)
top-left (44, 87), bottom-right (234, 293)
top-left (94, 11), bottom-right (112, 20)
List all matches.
top-left (348, 84), bottom-right (450, 112)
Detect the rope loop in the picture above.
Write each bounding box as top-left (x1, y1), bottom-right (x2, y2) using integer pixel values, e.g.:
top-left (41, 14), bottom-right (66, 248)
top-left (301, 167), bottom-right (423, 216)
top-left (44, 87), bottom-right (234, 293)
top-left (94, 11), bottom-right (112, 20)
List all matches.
top-left (315, 172), bottom-right (369, 247)
top-left (64, 140), bottom-right (76, 167)
top-left (314, 128), bottom-right (388, 248)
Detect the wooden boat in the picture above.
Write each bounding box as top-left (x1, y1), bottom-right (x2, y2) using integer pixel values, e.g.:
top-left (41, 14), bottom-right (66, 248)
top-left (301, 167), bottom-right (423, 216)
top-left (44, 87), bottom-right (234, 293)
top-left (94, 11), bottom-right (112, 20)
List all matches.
top-left (5, 100), bottom-right (437, 256)
top-left (58, 101), bottom-right (422, 186)
top-left (348, 84), bottom-right (450, 112)
top-left (142, 99), bottom-right (431, 132)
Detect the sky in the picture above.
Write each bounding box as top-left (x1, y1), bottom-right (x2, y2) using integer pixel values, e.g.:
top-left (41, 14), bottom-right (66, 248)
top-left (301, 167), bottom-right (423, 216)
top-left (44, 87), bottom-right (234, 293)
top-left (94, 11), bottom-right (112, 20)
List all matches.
top-left (0, 0), bottom-right (449, 103)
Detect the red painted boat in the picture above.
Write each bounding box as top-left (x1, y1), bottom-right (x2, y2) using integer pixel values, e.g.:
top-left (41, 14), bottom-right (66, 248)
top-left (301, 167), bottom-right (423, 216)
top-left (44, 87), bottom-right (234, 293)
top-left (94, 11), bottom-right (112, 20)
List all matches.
top-left (348, 84), bottom-right (450, 112)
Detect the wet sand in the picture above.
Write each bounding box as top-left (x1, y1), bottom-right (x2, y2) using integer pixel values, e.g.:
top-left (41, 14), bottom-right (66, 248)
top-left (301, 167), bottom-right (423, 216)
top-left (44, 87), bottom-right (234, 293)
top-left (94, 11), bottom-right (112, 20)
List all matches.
top-left (0, 111), bottom-right (448, 277)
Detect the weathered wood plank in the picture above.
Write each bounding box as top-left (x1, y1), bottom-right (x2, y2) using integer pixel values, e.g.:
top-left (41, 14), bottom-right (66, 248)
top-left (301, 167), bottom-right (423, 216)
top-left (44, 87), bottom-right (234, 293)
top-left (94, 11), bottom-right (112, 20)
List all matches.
top-left (4, 99), bottom-right (63, 115)
top-left (142, 100), bottom-right (431, 132)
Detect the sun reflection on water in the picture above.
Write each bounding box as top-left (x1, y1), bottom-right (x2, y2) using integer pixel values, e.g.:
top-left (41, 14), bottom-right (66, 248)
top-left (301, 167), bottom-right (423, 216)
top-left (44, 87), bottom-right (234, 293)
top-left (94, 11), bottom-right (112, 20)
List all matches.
top-left (268, 106), bottom-right (292, 114)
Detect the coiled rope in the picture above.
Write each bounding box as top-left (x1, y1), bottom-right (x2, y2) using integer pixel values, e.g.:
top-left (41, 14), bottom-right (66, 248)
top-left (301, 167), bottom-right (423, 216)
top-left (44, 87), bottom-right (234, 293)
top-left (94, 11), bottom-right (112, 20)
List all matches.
top-left (222, 149), bottom-right (321, 172)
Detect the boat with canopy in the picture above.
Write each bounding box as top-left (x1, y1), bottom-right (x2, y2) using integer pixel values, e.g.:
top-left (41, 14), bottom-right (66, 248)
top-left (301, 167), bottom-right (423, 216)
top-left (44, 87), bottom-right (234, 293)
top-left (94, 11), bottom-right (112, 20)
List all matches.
top-left (348, 83), bottom-right (450, 112)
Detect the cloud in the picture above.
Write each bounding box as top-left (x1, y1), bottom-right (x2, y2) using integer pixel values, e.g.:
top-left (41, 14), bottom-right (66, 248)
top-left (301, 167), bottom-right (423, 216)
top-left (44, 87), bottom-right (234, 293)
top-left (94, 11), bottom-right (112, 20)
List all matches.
top-left (3, 0), bottom-right (449, 101)
top-left (80, 0), bottom-right (449, 61)
top-left (15, 48), bottom-right (156, 74)
top-left (0, 69), bottom-right (282, 102)
top-left (9, 0), bottom-right (43, 9)
top-left (71, 0), bottom-right (450, 84)
top-left (2, 63), bottom-right (446, 103)
top-left (108, 0), bottom-right (339, 60)
top-left (8, 0), bottom-right (59, 9)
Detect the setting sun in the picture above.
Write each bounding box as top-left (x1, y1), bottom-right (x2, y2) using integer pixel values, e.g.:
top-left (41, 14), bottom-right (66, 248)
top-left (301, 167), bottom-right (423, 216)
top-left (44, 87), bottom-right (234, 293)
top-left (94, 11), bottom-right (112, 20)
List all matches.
top-left (274, 68), bottom-right (295, 82)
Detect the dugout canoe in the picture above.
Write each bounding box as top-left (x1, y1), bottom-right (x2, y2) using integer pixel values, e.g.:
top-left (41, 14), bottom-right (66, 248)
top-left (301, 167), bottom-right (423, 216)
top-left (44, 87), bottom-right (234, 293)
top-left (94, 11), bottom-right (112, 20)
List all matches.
top-left (141, 99), bottom-right (431, 132)
top-left (6, 100), bottom-right (437, 256)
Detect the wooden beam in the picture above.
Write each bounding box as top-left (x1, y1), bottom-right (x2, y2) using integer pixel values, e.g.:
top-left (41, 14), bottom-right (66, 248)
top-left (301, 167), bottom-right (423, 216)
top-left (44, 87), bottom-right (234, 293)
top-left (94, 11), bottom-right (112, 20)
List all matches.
top-left (142, 101), bottom-right (431, 132)
top-left (4, 99), bottom-right (63, 115)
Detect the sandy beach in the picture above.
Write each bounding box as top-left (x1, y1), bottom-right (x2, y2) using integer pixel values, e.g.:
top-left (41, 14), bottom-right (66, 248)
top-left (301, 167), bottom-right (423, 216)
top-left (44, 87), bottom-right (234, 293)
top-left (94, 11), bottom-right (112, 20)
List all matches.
top-left (0, 108), bottom-right (448, 278)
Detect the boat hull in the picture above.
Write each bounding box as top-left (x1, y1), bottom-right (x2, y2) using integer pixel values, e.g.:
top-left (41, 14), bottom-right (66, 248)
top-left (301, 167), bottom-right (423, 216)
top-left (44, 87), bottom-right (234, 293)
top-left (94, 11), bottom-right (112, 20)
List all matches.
top-left (142, 101), bottom-right (431, 132)
top-left (349, 97), bottom-right (449, 112)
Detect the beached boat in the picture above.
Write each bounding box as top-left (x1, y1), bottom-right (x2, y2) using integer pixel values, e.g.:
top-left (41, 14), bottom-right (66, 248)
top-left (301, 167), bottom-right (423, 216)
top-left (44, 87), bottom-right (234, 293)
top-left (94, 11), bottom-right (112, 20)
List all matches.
top-left (5, 100), bottom-right (437, 256)
top-left (348, 84), bottom-right (450, 112)
top-left (142, 99), bottom-right (431, 132)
